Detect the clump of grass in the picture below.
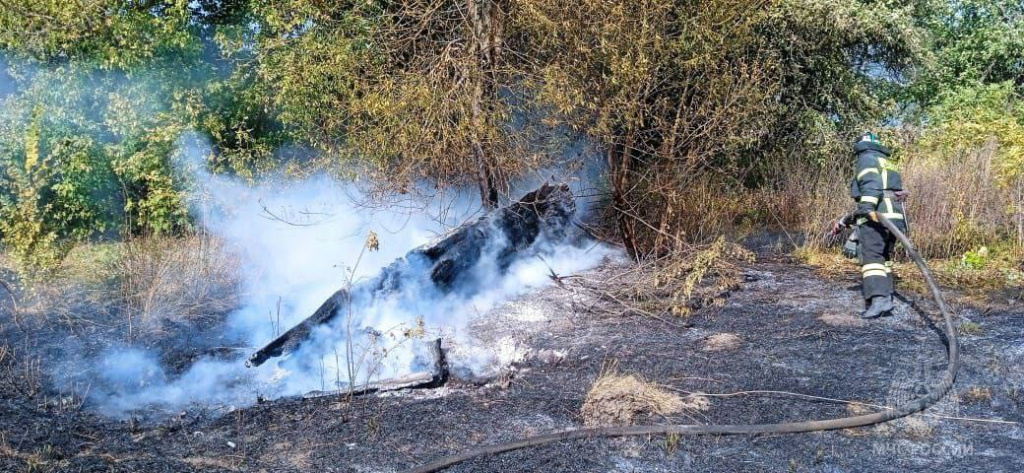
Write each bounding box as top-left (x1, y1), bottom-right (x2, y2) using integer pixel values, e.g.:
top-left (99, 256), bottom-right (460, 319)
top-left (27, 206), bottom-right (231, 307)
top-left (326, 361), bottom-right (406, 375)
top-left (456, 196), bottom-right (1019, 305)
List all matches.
top-left (581, 364), bottom-right (708, 427)
top-left (961, 386), bottom-right (993, 404)
top-left (112, 234), bottom-right (241, 339)
top-left (703, 333), bottom-right (743, 352)
top-left (606, 236), bottom-right (753, 318)
top-left (898, 416), bottom-right (935, 439)
top-left (958, 321), bottom-right (984, 336)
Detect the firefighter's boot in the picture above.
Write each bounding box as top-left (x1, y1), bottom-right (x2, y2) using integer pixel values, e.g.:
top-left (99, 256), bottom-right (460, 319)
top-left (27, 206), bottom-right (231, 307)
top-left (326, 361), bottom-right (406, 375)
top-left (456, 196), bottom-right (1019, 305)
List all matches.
top-left (861, 295), bottom-right (893, 319)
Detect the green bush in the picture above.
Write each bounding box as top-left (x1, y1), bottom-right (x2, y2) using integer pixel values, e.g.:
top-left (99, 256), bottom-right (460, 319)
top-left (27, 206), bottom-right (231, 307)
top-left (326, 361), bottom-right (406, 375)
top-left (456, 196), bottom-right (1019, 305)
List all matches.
top-left (0, 109), bottom-right (119, 278)
top-left (960, 246), bottom-right (990, 270)
top-left (922, 81), bottom-right (1024, 185)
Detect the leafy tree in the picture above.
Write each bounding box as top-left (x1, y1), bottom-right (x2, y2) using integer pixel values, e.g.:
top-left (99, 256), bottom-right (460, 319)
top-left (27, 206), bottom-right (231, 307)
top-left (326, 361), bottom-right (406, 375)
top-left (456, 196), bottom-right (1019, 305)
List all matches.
top-left (0, 103), bottom-right (118, 278)
top-left (0, 0), bottom-right (1019, 272)
top-left (923, 81), bottom-right (1024, 183)
top-left (0, 0), bottom-right (280, 270)
top-left (246, 0), bottom-right (551, 207)
top-left (0, 6), bottom-right (208, 274)
top-left (910, 0), bottom-right (1024, 107)
top-left (515, 0), bottom-right (926, 257)
top-left (0, 0), bottom-right (198, 68)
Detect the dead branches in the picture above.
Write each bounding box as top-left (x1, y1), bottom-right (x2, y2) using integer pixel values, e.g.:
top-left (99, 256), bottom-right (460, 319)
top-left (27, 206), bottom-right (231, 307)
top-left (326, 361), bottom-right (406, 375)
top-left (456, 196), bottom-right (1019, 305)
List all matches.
top-left (575, 237), bottom-right (755, 320)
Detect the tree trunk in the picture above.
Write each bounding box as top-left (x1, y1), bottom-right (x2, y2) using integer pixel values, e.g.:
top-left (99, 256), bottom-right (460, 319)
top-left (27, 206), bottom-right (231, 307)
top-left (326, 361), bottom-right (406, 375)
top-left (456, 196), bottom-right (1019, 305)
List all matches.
top-left (467, 0), bottom-right (501, 209)
top-left (608, 137), bottom-right (640, 261)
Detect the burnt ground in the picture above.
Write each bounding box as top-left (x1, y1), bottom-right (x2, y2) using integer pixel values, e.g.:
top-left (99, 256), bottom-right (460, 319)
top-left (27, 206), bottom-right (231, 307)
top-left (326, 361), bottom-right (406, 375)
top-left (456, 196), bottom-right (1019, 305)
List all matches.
top-left (1, 254), bottom-right (1023, 473)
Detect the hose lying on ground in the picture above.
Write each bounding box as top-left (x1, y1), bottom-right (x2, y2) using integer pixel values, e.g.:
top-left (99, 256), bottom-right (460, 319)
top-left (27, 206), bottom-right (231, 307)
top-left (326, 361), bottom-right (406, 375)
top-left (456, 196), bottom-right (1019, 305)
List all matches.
top-left (407, 213), bottom-right (959, 473)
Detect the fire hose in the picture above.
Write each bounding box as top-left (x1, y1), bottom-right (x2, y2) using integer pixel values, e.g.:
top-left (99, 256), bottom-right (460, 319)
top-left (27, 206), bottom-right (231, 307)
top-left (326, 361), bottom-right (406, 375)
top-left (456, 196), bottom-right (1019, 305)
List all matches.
top-left (408, 212), bottom-right (959, 473)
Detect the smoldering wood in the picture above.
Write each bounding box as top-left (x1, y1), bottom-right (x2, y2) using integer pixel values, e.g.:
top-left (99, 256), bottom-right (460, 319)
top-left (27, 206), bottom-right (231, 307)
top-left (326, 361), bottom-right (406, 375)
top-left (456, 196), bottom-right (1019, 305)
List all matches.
top-left (246, 184), bottom-right (575, 368)
top-left (299, 338), bottom-right (449, 399)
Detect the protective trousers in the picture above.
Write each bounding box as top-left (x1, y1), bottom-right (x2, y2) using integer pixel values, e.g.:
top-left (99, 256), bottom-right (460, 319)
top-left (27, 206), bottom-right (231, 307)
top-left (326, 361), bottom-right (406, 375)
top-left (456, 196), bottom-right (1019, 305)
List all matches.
top-left (858, 221), bottom-right (900, 300)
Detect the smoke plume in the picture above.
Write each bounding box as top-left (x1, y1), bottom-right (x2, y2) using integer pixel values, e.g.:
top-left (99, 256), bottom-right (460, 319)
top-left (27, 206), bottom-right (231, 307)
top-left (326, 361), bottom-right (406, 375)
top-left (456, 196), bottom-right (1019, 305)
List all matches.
top-left (64, 132), bottom-right (614, 416)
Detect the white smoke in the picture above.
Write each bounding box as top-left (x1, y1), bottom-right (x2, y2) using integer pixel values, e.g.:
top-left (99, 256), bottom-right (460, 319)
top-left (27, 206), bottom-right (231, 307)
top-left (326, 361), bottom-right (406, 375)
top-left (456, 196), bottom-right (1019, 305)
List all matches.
top-left (71, 132), bottom-right (615, 416)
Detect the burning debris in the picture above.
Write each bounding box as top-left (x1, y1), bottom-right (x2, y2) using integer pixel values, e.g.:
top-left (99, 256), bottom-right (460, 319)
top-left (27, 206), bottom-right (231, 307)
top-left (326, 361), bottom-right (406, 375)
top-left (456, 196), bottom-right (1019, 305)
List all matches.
top-left (297, 338), bottom-right (449, 400)
top-left (247, 184), bottom-right (576, 368)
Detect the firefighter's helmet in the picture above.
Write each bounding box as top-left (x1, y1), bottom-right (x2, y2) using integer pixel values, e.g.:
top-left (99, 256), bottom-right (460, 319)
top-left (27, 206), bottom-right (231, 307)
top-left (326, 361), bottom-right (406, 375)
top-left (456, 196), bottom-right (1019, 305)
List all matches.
top-left (857, 131), bottom-right (882, 145)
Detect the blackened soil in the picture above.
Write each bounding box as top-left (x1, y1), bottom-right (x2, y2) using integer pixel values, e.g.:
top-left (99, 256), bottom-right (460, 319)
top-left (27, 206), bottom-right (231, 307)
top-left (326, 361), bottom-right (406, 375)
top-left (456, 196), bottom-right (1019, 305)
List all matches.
top-left (1, 258), bottom-right (1022, 473)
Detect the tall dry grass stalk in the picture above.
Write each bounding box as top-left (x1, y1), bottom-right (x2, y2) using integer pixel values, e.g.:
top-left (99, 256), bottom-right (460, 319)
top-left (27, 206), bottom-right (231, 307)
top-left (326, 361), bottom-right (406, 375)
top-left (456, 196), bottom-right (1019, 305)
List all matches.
top-left (901, 139), bottom-right (1022, 258)
top-left (768, 154), bottom-right (851, 251)
top-left (782, 138), bottom-right (1023, 260)
top-left (1012, 176), bottom-right (1024, 249)
top-left (114, 235), bottom-right (241, 340)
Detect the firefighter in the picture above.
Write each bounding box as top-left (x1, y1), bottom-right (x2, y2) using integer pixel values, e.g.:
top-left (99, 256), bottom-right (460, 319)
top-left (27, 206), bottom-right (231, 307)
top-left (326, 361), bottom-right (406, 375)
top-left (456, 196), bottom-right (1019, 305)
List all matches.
top-left (832, 132), bottom-right (908, 319)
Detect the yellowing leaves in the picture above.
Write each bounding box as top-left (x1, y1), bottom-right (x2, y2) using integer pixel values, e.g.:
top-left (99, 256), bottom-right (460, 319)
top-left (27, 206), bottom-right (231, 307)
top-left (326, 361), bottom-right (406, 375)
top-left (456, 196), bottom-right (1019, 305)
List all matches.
top-left (922, 81), bottom-right (1024, 185)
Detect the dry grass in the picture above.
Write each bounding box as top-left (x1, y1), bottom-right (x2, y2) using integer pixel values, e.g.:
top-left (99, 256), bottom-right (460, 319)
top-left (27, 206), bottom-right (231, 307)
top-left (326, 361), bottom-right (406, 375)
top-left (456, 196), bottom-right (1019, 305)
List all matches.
top-left (769, 154), bottom-right (852, 249)
top-left (645, 176), bottom-right (757, 250)
top-left (112, 234), bottom-right (241, 338)
top-left (602, 237), bottom-right (753, 318)
top-left (785, 137), bottom-right (1023, 279)
top-left (817, 309), bottom-right (867, 327)
top-left (183, 455), bottom-right (244, 471)
top-left (897, 416), bottom-right (936, 439)
top-left (840, 403), bottom-right (876, 437)
top-left (581, 365), bottom-right (708, 427)
top-left (801, 250), bottom-right (1024, 294)
top-left (702, 333), bottom-right (743, 351)
top-left (961, 386), bottom-right (993, 404)
top-left (841, 405), bottom-right (936, 439)
top-left (605, 129), bottom-right (1022, 265)
top-left (1, 234), bottom-right (242, 343)
top-left (901, 140), bottom-right (1023, 258)
top-left (2, 243), bottom-right (118, 329)
top-left (846, 403), bottom-right (873, 416)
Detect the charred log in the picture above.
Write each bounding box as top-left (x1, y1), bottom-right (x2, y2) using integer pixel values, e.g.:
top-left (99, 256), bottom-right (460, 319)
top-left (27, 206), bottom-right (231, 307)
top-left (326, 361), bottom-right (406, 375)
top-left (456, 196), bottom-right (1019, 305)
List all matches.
top-left (247, 184), bottom-right (575, 368)
top-left (298, 338), bottom-right (448, 399)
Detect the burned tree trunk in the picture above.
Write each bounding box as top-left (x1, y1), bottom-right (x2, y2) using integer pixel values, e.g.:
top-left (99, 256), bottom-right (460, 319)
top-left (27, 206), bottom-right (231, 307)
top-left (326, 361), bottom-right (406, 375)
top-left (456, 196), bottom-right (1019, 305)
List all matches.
top-left (247, 184), bottom-right (575, 367)
top-left (608, 139), bottom-right (639, 261)
top-left (467, 0), bottom-right (505, 209)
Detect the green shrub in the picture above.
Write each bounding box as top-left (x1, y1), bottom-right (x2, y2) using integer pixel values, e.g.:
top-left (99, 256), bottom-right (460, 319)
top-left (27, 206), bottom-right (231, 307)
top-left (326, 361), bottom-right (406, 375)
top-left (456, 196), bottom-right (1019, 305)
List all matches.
top-left (0, 109), bottom-right (118, 279)
top-left (960, 246), bottom-right (990, 270)
top-left (922, 81), bottom-right (1024, 186)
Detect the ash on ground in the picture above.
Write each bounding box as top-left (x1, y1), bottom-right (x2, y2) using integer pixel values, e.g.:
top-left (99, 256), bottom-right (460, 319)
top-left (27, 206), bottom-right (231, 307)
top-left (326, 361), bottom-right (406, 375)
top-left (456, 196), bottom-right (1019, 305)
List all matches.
top-left (1, 251), bottom-right (1022, 472)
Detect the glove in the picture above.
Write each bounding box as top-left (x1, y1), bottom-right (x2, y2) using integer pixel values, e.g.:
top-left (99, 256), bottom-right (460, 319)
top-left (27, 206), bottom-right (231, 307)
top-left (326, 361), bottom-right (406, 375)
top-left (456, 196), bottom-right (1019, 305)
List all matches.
top-left (842, 229), bottom-right (859, 259)
top-left (832, 212), bottom-right (857, 235)
top-left (830, 218), bottom-right (846, 236)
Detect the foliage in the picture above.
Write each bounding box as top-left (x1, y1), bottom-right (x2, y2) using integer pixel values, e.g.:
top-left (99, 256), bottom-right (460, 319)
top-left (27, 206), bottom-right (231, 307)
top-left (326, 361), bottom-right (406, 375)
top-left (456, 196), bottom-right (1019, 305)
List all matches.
top-left (0, 102), bottom-right (118, 279)
top-left (921, 81), bottom-right (1024, 184)
top-left (960, 246), bottom-right (990, 269)
top-left (909, 0), bottom-right (1024, 107)
top-left (246, 0), bottom-right (550, 205)
top-left (0, 62), bottom-right (195, 273)
top-left (0, 3), bottom-right (277, 273)
top-left (0, 0), bottom-right (1022, 277)
top-left (0, 0), bottom-right (198, 69)
top-left (517, 0), bottom-right (926, 256)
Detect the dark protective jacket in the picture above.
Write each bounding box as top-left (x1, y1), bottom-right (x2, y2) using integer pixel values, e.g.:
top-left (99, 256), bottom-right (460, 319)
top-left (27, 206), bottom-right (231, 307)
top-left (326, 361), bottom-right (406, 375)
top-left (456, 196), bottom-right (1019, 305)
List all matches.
top-left (849, 141), bottom-right (905, 224)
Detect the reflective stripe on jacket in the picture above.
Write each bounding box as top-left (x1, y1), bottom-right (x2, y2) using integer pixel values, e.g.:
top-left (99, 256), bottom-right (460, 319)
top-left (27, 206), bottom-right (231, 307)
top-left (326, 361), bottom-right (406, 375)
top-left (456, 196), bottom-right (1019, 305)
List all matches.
top-left (850, 141), bottom-right (905, 222)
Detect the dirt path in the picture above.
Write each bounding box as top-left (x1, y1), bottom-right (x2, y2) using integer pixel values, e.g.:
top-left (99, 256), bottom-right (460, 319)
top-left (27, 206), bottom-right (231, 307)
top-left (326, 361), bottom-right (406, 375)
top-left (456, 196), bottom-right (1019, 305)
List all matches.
top-left (2, 258), bottom-right (1022, 472)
